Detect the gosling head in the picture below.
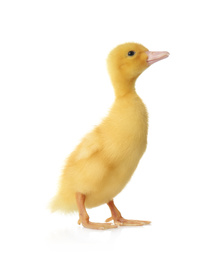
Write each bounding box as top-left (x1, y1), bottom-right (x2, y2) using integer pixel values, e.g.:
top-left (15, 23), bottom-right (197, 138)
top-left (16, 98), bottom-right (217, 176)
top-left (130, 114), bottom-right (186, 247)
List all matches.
top-left (107, 42), bottom-right (169, 96)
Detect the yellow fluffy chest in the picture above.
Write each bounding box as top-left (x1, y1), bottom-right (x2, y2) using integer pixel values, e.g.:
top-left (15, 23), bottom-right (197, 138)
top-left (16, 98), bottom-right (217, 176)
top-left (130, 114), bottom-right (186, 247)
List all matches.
top-left (101, 93), bottom-right (148, 163)
top-left (85, 93), bottom-right (148, 207)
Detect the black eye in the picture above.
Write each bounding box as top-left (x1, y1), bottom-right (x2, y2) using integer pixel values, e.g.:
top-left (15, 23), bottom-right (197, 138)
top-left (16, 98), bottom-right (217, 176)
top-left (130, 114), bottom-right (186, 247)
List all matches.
top-left (128, 50), bottom-right (135, 56)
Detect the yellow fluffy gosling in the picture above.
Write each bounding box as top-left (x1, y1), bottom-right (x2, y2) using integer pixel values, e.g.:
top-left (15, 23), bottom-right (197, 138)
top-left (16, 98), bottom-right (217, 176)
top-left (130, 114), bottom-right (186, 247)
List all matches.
top-left (50, 43), bottom-right (169, 230)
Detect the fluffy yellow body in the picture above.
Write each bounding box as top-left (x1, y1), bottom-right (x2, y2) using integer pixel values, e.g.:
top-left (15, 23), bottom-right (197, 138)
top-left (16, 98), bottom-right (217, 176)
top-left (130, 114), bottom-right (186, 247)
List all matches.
top-left (51, 91), bottom-right (148, 212)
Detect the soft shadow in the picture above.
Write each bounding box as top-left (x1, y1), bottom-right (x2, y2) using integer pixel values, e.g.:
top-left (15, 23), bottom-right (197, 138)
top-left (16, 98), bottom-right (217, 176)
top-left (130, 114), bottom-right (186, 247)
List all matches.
top-left (47, 224), bottom-right (123, 245)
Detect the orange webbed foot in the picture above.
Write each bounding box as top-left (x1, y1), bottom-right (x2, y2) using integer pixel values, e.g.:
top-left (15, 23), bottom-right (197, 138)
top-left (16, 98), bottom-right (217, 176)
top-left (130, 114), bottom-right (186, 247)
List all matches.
top-left (78, 218), bottom-right (118, 230)
top-left (106, 216), bottom-right (151, 226)
top-left (76, 193), bottom-right (117, 230)
top-left (106, 200), bottom-right (151, 227)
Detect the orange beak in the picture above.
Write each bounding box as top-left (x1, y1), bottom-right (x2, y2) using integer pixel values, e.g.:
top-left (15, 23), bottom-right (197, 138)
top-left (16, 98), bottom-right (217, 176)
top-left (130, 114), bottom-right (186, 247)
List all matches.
top-left (146, 51), bottom-right (170, 66)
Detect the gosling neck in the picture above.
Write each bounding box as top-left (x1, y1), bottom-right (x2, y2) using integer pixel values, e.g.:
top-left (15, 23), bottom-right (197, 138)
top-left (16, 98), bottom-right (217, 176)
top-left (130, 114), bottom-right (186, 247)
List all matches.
top-left (112, 77), bottom-right (137, 98)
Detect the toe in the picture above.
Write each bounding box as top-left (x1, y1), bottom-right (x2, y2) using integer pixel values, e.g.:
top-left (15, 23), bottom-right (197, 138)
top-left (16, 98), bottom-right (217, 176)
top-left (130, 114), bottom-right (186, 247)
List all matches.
top-left (115, 218), bottom-right (151, 226)
top-left (82, 221), bottom-right (118, 230)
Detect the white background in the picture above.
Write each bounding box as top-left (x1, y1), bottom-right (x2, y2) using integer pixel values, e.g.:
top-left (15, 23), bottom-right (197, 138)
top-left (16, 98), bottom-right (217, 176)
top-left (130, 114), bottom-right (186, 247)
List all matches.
top-left (0, 0), bottom-right (218, 259)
